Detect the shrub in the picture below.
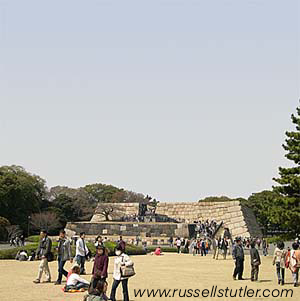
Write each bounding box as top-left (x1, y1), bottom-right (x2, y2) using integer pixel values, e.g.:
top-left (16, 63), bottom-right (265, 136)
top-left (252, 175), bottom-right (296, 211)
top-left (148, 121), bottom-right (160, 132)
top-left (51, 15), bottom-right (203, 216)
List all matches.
top-left (0, 240), bottom-right (145, 259)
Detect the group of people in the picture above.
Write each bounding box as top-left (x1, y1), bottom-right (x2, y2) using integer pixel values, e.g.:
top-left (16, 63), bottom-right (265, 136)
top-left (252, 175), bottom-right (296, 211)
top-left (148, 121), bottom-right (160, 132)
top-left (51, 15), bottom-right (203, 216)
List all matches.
top-left (232, 237), bottom-right (300, 287)
top-left (241, 237), bottom-right (269, 256)
top-left (212, 236), bottom-right (231, 259)
top-left (194, 219), bottom-right (219, 238)
top-left (32, 230), bottom-right (134, 301)
top-left (9, 234), bottom-right (25, 247)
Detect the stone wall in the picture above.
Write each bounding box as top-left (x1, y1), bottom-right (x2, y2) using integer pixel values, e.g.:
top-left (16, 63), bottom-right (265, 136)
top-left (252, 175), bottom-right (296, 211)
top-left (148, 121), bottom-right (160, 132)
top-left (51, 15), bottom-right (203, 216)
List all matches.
top-left (90, 201), bottom-right (262, 238)
top-left (65, 221), bottom-right (189, 242)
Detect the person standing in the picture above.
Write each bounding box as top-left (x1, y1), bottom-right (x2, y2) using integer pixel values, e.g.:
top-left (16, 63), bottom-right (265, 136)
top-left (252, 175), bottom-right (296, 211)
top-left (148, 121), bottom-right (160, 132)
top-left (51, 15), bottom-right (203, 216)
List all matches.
top-left (93, 246), bottom-right (109, 280)
top-left (118, 236), bottom-right (126, 252)
top-left (250, 241), bottom-right (261, 281)
top-left (33, 230), bottom-right (52, 283)
top-left (232, 237), bottom-right (245, 280)
top-left (262, 239), bottom-right (268, 256)
top-left (212, 237), bottom-right (218, 259)
top-left (176, 238), bottom-right (181, 254)
top-left (272, 241), bottom-right (287, 285)
top-left (55, 230), bottom-right (73, 285)
top-left (76, 232), bottom-right (89, 275)
top-left (288, 243), bottom-right (300, 287)
top-left (110, 245), bottom-right (133, 301)
top-left (221, 237), bottom-right (229, 260)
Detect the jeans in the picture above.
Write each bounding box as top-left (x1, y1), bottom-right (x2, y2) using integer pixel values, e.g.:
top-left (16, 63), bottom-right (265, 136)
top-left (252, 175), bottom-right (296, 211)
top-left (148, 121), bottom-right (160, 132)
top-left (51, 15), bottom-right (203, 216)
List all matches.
top-left (233, 258), bottom-right (244, 279)
top-left (110, 278), bottom-right (129, 301)
top-left (276, 262), bottom-right (285, 283)
top-left (292, 268), bottom-right (299, 285)
top-left (76, 255), bottom-right (86, 274)
top-left (57, 256), bottom-right (68, 283)
top-left (251, 264), bottom-right (259, 281)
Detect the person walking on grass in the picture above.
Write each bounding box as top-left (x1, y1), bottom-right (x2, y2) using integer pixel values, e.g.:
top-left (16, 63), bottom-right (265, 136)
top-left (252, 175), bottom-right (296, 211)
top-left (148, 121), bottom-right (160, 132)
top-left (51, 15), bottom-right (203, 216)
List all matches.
top-left (109, 245), bottom-right (133, 301)
top-left (33, 230), bottom-right (52, 284)
top-left (55, 229), bottom-right (73, 285)
top-left (272, 241), bottom-right (287, 286)
top-left (76, 232), bottom-right (89, 275)
top-left (250, 241), bottom-right (261, 281)
top-left (287, 243), bottom-right (300, 287)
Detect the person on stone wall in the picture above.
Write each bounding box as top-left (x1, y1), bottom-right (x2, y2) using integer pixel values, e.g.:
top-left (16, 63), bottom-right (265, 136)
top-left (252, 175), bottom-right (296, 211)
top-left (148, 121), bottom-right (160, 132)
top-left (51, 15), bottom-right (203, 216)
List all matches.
top-left (232, 237), bottom-right (245, 280)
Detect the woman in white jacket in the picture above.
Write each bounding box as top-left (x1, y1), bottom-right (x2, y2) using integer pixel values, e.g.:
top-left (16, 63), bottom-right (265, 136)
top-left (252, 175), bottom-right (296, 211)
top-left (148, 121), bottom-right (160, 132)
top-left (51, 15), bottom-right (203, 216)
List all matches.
top-left (109, 245), bottom-right (133, 301)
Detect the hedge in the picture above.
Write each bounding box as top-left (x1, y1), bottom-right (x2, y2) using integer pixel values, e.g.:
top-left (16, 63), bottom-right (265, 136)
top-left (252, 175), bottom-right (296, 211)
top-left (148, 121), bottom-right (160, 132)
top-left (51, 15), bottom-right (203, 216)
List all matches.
top-left (0, 238), bottom-right (146, 259)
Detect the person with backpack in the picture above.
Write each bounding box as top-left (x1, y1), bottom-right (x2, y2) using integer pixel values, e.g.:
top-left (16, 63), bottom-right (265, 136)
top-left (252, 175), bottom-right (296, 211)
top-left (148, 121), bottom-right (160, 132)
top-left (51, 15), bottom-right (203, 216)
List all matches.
top-left (33, 229), bottom-right (52, 284)
top-left (109, 245), bottom-right (134, 301)
top-left (272, 241), bottom-right (287, 285)
top-left (287, 243), bottom-right (300, 287)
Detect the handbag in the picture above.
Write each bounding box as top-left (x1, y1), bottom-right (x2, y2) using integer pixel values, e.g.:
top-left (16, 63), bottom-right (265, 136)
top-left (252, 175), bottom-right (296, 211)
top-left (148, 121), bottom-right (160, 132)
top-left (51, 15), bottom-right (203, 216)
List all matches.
top-left (120, 256), bottom-right (135, 278)
top-left (47, 252), bottom-right (54, 262)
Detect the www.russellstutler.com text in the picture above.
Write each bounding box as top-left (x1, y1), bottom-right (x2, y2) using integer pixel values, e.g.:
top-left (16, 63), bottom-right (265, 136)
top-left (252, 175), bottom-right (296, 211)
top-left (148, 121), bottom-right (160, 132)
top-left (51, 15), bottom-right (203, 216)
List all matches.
top-left (134, 285), bottom-right (293, 298)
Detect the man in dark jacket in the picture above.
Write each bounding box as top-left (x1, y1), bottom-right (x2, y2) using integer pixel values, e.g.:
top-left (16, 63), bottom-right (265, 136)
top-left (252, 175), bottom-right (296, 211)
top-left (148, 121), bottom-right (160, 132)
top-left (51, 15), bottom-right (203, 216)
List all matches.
top-left (232, 237), bottom-right (245, 280)
top-left (250, 241), bottom-right (261, 281)
top-left (33, 230), bottom-right (52, 283)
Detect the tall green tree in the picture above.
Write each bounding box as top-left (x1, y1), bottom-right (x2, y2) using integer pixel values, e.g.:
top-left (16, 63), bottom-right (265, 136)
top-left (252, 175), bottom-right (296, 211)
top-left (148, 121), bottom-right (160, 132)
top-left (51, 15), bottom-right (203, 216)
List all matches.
top-left (0, 165), bottom-right (47, 233)
top-left (273, 103), bottom-right (300, 234)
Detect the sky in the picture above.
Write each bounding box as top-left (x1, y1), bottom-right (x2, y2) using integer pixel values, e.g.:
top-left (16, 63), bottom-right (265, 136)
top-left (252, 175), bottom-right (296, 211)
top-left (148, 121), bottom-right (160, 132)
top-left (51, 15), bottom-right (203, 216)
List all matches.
top-left (0, 0), bottom-right (299, 202)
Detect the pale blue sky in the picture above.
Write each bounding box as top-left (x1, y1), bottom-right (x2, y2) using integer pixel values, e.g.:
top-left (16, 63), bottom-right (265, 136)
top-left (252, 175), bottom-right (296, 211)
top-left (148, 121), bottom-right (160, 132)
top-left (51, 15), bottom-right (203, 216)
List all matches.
top-left (1, 0), bottom-right (299, 201)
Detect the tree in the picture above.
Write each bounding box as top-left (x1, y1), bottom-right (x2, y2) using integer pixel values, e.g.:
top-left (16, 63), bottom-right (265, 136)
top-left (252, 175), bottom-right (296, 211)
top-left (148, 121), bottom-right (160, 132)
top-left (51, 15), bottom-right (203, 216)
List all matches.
top-left (243, 191), bottom-right (286, 234)
top-left (30, 212), bottom-right (61, 233)
top-left (0, 216), bottom-right (10, 241)
top-left (0, 165), bottom-right (47, 233)
top-left (94, 203), bottom-right (125, 221)
top-left (273, 103), bottom-right (300, 234)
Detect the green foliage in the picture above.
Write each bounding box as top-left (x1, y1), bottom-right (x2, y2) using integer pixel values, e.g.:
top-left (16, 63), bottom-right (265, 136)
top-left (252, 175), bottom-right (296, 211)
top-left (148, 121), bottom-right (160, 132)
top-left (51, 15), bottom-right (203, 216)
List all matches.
top-left (26, 235), bottom-right (41, 243)
top-left (243, 191), bottom-right (287, 233)
top-left (273, 103), bottom-right (300, 234)
top-left (0, 165), bottom-right (47, 234)
top-left (0, 239), bottom-right (145, 259)
top-left (199, 196), bottom-right (233, 202)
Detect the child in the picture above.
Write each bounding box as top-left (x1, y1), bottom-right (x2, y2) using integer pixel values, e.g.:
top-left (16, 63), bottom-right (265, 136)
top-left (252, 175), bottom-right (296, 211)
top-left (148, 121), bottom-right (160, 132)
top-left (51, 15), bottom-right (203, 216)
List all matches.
top-left (84, 279), bottom-right (108, 301)
top-left (272, 241), bottom-right (287, 285)
top-left (65, 265), bottom-right (89, 292)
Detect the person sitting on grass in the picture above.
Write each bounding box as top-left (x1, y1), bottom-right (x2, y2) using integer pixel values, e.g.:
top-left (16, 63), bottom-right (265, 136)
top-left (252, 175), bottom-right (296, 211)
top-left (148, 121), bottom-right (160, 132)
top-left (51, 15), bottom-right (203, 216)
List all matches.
top-left (15, 249), bottom-right (28, 261)
top-left (151, 246), bottom-right (162, 256)
top-left (65, 265), bottom-right (89, 292)
top-left (83, 279), bottom-right (108, 301)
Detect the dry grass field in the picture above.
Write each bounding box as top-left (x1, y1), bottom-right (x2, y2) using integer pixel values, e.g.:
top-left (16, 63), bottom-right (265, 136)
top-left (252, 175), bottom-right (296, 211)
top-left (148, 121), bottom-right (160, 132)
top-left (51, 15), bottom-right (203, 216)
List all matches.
top-left (0, 253), bottom-right (299, 301)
